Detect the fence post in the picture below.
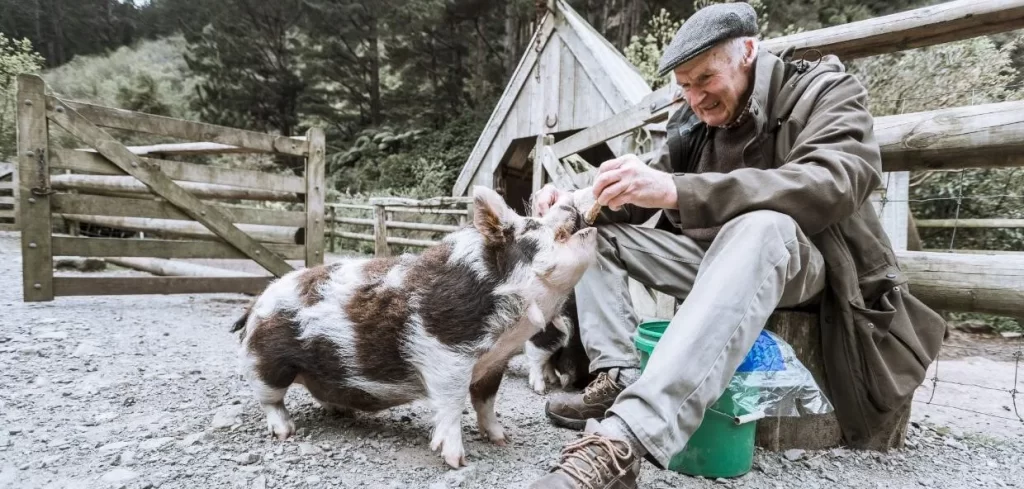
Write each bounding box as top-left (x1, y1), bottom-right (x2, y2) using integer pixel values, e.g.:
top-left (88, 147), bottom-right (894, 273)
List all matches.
top-left (304, 127), bottom-right (326, 267)
top-left (328, 205), bottom-right (336, 253)
top-left (17, 75), bottom-right (53, 302)
top-left (373, 204), bottom-right (389, 257)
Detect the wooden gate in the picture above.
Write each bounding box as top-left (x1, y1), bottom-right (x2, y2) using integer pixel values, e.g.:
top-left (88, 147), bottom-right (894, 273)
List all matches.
top-left (15, 74), bottom-right (325, 302)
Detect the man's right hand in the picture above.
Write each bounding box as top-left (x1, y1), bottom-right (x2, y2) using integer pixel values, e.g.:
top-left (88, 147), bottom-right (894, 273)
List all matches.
top-left (531, 183), bottom-right (565, 217)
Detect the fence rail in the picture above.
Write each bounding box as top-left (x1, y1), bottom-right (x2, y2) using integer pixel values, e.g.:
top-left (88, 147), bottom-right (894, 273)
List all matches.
top-left (325, 197), bottom-right (472, 256)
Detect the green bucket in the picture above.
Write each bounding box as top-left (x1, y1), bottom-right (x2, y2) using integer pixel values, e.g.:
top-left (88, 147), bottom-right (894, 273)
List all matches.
top-left (634, 320), bottom-right (758, 479)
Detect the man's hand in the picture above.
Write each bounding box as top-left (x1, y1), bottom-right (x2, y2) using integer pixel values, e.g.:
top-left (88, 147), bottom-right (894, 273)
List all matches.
top-left (592, 154), bottom-right (678, 211)
top-left (531, 183), bottom-right (566, 217)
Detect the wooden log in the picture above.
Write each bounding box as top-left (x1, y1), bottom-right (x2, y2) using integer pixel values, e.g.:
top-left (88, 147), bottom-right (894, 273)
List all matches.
top-left (52, 236), bottom-right (305, 260)
top-left (897, 250), bottom-right (1024, 319)
top-left (877, 100), bottom-right (1024, 172)
top-left (915, 218), bottom-right (1024, 228)
top-left (373, 204), bottom-right (388, 257)
top-left (51, 149), bottom-right (305, 193)
top-left (386, 236), bottom-right (440, 248)
top-left (756, 310), bottom-right (846, 451)
top-left (761, 0), bottom-right (1024, 61)
top-left (105, 257), bottom-right (259, 278)
top-left (305, 127), bottom-right (326, 267)
top-left (56, 214), bottom-right (304, 245)
top-left (52, 194), bottom-right (305, 227)
top-left (16, 74), bottom-right (53, 302)
top-left (368, 196), bottom-right (474, 207)
top-left (60, 99), bottom-right (308, 157)
top-left (50, 174), bottom-right (301, 202)
top-left (53, 276), bottom-right (272, 297)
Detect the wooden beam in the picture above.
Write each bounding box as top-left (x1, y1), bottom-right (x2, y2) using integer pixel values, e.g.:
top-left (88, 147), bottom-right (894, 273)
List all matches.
top-left (305, 127), bottom-right (326, 267)
top-left (916, 219), bottom-right (1024, 228)
top-left (373, 204), bottom-right (388, 257)
top-left (50, 174), bottom-right (301, 202)
top-left (898, 250), bottom-right (1024, 319)
top-left (56, 214), bottom-right (303, 245)
top-left (51, 149), bottom-right (305, 193)
top-left (52, 236), bottom-right (304, 260)
top-left (761, 0), bottom-right (1024, 61)
top-left (62, 100), bottom-right (309, 157)
top-left (368, 196), bottom-right (473, 207)
top-left (541, 143), bottom-right (577, 190)
top-left (53, 276), bottom-right (272, 297)
top-left (104, 257), bottom-right (260, 278)
top-left (16, 74), bottom-right (53, 302)
top-left (452, 12), bottom-right (559, 196)
top-left (876, 100), bottom-right (1024, 172)
top-left (550, 86), bottom-right (674, 160)
top-left (52, 194), bottom-right (305, 227)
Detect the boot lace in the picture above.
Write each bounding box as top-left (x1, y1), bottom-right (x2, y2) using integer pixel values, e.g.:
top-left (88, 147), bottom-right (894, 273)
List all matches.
top-left (557, 433), bottom-right (634, 489)
top-left (583, 371), bottom-right (620, 402)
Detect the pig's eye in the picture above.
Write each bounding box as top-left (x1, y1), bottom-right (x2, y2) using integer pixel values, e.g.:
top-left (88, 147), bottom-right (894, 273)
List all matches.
top-left (554, 228), bottom-right (571, 242)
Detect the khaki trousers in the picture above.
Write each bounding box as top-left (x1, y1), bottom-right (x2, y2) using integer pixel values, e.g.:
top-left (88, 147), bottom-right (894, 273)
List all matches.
top-left (574, 210), bottom-right (826, 467)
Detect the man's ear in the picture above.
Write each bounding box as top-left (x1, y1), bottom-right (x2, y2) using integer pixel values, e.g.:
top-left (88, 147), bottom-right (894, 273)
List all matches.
top-left (472, 185), bottom-right (509, 244)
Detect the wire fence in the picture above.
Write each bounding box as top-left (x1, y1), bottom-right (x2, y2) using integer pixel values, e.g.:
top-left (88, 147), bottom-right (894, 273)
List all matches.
top-left (875, 157), bottom-right (1023, 425)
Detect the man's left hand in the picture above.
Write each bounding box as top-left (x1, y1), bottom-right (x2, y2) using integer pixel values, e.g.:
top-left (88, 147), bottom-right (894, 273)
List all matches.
top-left (592, 154), bottom-right (678, 211)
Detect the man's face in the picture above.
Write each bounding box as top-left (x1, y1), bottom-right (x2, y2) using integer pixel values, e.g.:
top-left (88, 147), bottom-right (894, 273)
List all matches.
top-left (672, 39), bottom-right (755, 127)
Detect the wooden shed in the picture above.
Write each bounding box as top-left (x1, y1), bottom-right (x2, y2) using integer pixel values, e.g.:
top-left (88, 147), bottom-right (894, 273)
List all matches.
top-left (450, 0), bottom-right (666, 213)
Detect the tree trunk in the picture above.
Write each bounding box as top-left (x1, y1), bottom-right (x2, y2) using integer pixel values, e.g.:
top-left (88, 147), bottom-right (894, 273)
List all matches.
top-left (368, 11), bottom-right (382, 125)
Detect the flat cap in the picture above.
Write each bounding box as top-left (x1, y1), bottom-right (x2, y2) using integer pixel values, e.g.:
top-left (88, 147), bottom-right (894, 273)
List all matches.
top-left (656, 2), bottom-right (759, 77)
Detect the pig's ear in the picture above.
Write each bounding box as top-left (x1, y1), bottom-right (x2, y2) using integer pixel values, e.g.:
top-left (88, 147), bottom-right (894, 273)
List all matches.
top-left (472, 185), bottom-right (509, 244)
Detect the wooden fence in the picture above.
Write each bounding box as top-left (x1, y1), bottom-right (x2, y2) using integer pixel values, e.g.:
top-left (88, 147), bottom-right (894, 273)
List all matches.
top-left (0, 162), bottom-right (13, 230)
top-left (326, 197), bottom-right (471, 256)
top-left (15, 74), bottom-right (325, 302)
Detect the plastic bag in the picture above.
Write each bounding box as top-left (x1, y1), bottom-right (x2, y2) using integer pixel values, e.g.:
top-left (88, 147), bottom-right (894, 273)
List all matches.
top-left (722, 330), bottom-right (834, 419)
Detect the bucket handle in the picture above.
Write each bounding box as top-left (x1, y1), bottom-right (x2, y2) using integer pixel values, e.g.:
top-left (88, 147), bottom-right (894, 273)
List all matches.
top-left (708, 407), bottom-right (765, 426)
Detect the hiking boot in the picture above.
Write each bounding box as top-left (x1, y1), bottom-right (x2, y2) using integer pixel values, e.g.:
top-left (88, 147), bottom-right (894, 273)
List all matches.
top-left (529, 418), bottom-right (640, 489)
top-left (545, 368), bottom-right (636, 430)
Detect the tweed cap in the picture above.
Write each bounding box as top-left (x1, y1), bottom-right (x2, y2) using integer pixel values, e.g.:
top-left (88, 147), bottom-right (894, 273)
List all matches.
top-left (656, 2), bottom-right (759, 77)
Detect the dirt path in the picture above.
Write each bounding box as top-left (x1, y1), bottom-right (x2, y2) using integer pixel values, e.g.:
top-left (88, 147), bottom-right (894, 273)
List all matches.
top-left (0, 231), bottom-right (1021, 489)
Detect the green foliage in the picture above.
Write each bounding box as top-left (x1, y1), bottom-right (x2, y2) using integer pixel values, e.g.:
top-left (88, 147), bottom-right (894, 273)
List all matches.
top-left (0, 34), bottom-right (45, 160)
top-left (847, 36), bottom-right (1024, 254)
top-left (42, 35), bottom-right (197, 120)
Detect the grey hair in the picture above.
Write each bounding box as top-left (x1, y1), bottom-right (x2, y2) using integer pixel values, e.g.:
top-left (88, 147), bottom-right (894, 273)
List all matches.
top-left (721, 36), bottom-right (758, 65)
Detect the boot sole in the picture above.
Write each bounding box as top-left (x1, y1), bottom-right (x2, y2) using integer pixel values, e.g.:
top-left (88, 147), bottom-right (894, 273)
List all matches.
top-left (543, 401), bottom-right (595, 430)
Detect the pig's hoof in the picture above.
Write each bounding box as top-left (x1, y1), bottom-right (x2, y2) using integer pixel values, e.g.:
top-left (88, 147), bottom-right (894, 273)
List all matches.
top-left (268, 420), bottom-right (295, 440)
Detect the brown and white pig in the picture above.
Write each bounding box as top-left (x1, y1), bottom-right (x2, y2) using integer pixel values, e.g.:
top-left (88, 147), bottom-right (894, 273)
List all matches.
top-left (230, 185), bottom-right (597, 468)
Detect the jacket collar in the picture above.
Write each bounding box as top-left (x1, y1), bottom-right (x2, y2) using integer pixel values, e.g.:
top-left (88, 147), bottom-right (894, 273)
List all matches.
top-left (745, 46), bottom-right (785, 137)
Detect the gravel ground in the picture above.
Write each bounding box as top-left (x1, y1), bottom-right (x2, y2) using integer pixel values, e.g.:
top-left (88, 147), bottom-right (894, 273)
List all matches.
top-left (0, 230), bottom-right (1021, 489)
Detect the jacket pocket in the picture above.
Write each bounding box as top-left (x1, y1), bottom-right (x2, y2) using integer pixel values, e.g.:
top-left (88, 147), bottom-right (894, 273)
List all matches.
top-left (849, 285), bottom-right (929, 412)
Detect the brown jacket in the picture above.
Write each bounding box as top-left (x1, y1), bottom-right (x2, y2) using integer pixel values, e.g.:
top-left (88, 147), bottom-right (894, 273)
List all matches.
top-left (602, 47), bottom-right (947, 447)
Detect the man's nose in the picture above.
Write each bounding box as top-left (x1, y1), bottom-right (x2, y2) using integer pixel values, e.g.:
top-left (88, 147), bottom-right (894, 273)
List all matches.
top-left (687, 88), bottom-right (706, 107)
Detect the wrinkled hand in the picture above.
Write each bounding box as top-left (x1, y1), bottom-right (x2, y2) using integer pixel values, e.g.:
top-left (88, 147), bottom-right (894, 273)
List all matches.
top-left (592, 154), bottom-right (677, 210)
top-left (531, 183), bottom-right (566, 217)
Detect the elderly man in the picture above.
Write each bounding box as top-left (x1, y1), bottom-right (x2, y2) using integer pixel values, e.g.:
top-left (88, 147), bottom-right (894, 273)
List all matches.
top-left (527, 3), bottom-right (946, 488)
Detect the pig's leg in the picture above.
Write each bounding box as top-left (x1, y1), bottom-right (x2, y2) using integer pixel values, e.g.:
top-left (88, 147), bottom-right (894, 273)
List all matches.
top-left (470, 358), bottom-right (509, 446)
top-left (423, 362), bottom-right (472, 468)
top-left (250, 378), bottom-right (295, 440)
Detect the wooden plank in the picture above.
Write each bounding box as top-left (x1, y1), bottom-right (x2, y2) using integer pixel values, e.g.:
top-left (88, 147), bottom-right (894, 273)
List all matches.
top-left (16, 75), bottom-right (53, 302)
top-left (873, 172), bottom-right (909, 251)
top-left (557, 39), bottom-right (577, 133)
top-left (898, 250), bottom-right (1024, 319)
top-left (330, 231), bottom-right (375, 242)
top-left (305, 127), bottom-right (326, 267)
top-left (916, 219), bottom-right (1024, 228)
top-left (369, 196), bottom-right (473, 207)
top-left (452, 12), bottom-right (559, 196)
top-left (555, 22), bottom-right (631, 115)
top-left (52, 194), bottom-right (305, 227)
top-left (61, 100), bottom-right (308, 157)
top-left (387, 236), bottom-right (439, 248)
top-left (0, 209), bottom-right (14, 219)
top-left (51, 149), bottom-right (305, 193)
top-left (551, 85), bottom-right (672, 159)
top-left (541, 145), bottom-right (578, 190)
top-left (56, 214), bottom-right (302, 245)
top-left (53, 276), bottom-right (272, 297)
top-left (761, 0), bottom-right (1024, 61)
top-left (373, 204), bottom-right (388, 257)
top-left (0, 182), bottom-right (12, 190)
top-left (52, 236), bottom-right (304, 260)
top-left (50, 174), bottom-right (301, 202)
top-left (105, 257), bottom-right (260, 278)
top-left (0, 196), bottom-right (14, 205)
top-left (45, 97), bottom-right (296, 277)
